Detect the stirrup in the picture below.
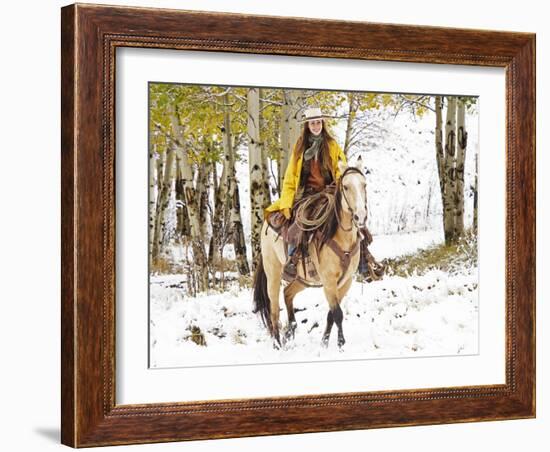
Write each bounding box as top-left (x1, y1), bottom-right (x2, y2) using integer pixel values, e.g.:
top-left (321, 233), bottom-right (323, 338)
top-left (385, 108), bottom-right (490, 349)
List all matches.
top-left (283, 255), bottom-right (298, 279)
top-left (284, 259), bottom-right (297, 276)
top-left (358, 261), bottom-right (369, 275)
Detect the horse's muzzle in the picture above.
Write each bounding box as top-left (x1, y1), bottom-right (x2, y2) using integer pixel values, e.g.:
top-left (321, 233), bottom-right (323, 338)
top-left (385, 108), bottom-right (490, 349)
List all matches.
top-left (353, 213), bottom-right (368, 229)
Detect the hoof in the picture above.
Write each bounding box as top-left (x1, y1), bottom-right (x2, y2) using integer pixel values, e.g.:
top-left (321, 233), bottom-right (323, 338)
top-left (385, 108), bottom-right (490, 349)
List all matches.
top-left (321, 335), bottom-right (330, 348)
top-left (285, 322), bottom-right (297, 341)
top-left (272, 331), bottom-right (282, 349)
top-left (337, 337), bottom-right (346, 348)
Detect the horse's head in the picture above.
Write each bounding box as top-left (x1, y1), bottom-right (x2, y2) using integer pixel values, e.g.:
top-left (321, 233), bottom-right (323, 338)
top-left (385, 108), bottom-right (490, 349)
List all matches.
top-left (337, 164), bottom-right (368, 229)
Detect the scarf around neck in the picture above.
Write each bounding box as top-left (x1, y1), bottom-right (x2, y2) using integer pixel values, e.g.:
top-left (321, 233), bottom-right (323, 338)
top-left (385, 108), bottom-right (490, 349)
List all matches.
top-left (303, 134), bottom-right (323, 161)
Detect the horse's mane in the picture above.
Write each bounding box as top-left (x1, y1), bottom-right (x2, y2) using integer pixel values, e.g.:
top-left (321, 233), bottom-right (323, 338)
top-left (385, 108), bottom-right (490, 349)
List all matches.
top-left (315, 185), bottom-right (342, 252)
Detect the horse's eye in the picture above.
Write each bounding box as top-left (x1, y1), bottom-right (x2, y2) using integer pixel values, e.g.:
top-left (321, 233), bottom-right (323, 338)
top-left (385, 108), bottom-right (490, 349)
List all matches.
top-left (343, 186), bottom-right (348, 191)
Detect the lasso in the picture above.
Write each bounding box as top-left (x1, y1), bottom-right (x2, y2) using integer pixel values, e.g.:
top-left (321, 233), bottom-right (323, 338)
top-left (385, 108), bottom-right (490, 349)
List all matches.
top-left (293, 186), bottom-right (337, 232)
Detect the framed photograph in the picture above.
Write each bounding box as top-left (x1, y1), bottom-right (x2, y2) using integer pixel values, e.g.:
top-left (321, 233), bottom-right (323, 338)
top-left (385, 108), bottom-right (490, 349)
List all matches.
top-left (61, 3), bottom-right (535, 447)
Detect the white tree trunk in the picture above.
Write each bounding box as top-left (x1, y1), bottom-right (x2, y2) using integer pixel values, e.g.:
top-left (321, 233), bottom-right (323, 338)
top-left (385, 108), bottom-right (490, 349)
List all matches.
top-left (197, 163), bottom-right (213, 237)
top-left (288, 90), bottom-right (302, 157)
top-left (155, 147), bottom-right (165, 196)
top-left (279, 90), bottom-right (302, 191)
top-left (209, 145), bottom-right (229, 266)
top-left (259, 89), bottom-right (272, 206)
top-left (247, 88), bottom-right (269, 269)
top-left (175, 148), bottom-right (201, 240)
top-left (279, 90), bottom-right (291, 194)
top-left (151, 143), bottom-right (175, 265)
top-left (435, 96), bottom-right (445, 204)
top-left (443, 96), bottom-right (457, 245)
top-left (344, 92), bottom-right (358, 155)
top-left (223, 92), bottom-right (250, 276)
top-left (455, 97), bottom-right (468, 236)
top-left (148, 144), bottom-right (158, 263)
top-left (174, 157), bottom-right (189, 238)
top-left (195, 162), bottom-right (210, 239)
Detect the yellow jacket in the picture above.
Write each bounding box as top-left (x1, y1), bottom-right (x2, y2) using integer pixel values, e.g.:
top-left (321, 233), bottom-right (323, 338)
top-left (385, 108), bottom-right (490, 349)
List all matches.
top-left (265, 139), bottom-right (347, 217)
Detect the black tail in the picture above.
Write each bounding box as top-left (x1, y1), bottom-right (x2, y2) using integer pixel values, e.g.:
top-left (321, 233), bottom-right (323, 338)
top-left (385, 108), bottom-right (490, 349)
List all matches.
top-left (252, 255), bottom-right (272, 332)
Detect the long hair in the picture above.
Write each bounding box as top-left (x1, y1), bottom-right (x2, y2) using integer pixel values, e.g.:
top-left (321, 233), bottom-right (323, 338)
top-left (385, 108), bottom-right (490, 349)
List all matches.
top-left (292, 120), bottom-right (335, 176)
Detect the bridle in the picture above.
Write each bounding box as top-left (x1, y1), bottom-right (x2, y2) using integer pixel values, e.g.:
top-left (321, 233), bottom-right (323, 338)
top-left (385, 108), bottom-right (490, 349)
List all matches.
top-left (291, 166), bottom-right (367, 235)
top-left (336, 167), bottom-right (367, 233)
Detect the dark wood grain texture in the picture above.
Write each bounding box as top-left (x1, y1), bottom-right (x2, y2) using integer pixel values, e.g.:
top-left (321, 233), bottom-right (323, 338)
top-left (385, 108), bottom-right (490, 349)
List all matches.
top-left (61, 5), bottom-right (76, 446)
top-left (60, 3), bottom-right (536, 447)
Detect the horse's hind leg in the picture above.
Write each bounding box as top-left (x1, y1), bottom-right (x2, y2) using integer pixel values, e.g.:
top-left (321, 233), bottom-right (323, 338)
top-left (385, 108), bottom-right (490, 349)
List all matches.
top-left (266, 266), bottom-right (283, 347)
top-left (283, 280), bottom-right (306, 341)
top-left (259, 221), bottom-right (286, 348)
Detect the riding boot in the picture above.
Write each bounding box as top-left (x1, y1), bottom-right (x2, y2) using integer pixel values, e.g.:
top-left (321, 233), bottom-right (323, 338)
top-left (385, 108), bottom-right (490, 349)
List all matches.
top-left (358, 226), bottom-right (371, 276)
top-left (358, 226), bottom-right (385, 281)
top-left (358, 239), bottom-right (370, 276)
top-left (284, 244), bottom-right (299, 279)
top-left (360, 226), bottom-right (373, 246)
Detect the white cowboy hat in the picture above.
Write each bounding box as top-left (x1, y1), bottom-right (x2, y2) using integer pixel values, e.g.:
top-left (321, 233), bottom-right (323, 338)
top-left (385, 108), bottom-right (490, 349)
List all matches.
top-left (299, 107), bottom-right (329, 122)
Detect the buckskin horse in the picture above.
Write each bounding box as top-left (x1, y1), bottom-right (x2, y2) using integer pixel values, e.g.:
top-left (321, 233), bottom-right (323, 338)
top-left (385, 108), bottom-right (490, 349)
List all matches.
top-left (253, 165), bottom-right (367, 348)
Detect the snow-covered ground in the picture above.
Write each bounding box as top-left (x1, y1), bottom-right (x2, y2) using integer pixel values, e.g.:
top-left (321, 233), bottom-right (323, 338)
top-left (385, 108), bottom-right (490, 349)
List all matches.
top-left (369, 228), bottom-right (444, 260)
top-left (150, 230), bottom-right (478, 369)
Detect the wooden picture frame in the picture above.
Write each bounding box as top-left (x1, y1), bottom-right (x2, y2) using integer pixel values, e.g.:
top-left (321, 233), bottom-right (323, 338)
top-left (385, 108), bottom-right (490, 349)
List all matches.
top-left (61, 3), bottom-right (535, 447)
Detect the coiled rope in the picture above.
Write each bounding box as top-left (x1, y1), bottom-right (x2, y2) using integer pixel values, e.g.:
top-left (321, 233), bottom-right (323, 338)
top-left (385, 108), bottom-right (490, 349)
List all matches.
top-left (293, 185), bottom-right (337, 232)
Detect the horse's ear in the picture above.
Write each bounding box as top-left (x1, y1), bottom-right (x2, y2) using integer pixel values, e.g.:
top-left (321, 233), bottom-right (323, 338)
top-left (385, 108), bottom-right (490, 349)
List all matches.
top-left (338, 159), bottom-right (347, 175)
top-left (356, 154), bottom-right (369, 175)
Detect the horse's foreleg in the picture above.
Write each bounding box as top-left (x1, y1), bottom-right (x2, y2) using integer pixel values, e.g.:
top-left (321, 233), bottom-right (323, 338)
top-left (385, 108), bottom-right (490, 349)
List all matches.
top-left (322, 310), bottom-right (334, 346)
top-left (333, 305), bottom-right (345, 348)
top-left (333, 278), bottom-right (353, 348)
top-left (322, 305), bottom-right (344, 348)
top-left (322, 283), bottom-right (343, 347)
